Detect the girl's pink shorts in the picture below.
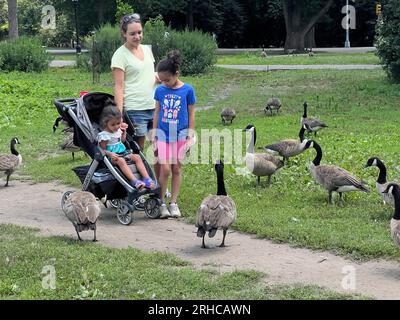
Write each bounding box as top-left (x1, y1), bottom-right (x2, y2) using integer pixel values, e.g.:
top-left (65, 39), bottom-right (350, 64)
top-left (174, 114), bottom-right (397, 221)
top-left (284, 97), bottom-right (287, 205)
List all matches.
top-left (156, 140), bottom-right (187, 164)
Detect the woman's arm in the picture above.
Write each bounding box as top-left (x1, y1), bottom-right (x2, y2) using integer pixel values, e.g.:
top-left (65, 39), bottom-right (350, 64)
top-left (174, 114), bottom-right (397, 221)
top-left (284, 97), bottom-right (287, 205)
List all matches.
top-left (112, 68), bottom-right (125, 113)
top-left (151, 100), bottom-right (161, 141)
top-left (187, 104), bottom-right (195, 137)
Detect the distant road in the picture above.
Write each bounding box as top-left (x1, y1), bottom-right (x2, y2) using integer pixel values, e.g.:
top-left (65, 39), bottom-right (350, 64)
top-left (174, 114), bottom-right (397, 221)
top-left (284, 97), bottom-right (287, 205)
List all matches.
top-left (217, 47), bottom-right (377, 55)
top-left (47, 47), bottom-right (377, 56)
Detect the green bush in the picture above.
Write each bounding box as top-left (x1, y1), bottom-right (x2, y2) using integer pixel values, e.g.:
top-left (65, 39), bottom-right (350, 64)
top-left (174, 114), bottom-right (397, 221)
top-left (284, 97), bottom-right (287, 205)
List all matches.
top-left (143, 15), bottom-right (172, 65)
top-left (77, 18), bottom-right (217, 76)
top-left (77, 23), bottom-right (123, 73)
top-left (375, 0), bottom-right (400, 82)
top-left (169, 29), bottom-right (217, 76)
top-left (0, 36), bottom-right (51, 72)
top-left (38, 14), bottom-right (74, 48)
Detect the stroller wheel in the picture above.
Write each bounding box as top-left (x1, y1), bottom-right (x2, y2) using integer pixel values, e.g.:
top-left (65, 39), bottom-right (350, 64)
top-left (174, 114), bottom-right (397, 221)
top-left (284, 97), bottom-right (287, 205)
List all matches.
top-left (61, 191), bottom-right (74, 213)
top-left (108, 199), bottom-right (120, 209)
top-left (144, 198), bottom-right (161, 219)
top-left (117, 201), bottom-right (133, 225)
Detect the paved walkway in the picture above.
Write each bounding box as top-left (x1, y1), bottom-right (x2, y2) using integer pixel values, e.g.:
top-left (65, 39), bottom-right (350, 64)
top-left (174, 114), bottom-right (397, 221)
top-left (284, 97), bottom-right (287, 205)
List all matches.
top-left (49, 60), bottom-right (76, 68)
top-left (50, 60), bottom-right (381, 71)
top-left (1, 181), bottom-right (400, 300)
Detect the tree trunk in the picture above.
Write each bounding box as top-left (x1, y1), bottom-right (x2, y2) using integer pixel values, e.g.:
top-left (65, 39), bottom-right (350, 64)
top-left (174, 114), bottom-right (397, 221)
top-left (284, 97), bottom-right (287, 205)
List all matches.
top-left (282, 0), bottom-right (333, 52)
top-left (7, 0), bottom-right (18, 39)
top-left (186, 0), bottom-right (194, 30)
top-left (305, 26), bottom-right (316, 49)
top-left (96, 0), bottom-right (105, 25)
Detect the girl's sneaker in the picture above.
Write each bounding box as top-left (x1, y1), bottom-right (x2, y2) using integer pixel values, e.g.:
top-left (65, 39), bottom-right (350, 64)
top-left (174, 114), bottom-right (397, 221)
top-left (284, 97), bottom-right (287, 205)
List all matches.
top-left (159, 204), bottom-right (171, 219)
top-left (169, 203), bottom-right (181, 218)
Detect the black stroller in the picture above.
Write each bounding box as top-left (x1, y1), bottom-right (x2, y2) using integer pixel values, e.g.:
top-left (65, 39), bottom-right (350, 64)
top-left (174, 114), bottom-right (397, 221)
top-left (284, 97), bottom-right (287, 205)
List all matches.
top-left (54, 92), bottom-right (161, 225)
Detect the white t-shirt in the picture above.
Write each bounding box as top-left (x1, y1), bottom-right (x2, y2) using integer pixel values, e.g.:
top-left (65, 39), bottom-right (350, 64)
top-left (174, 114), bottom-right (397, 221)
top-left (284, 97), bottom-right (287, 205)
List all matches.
top-left (111, 44), bottom-right (156, 111)
top-left (98, 129), bottom-right (126, 154)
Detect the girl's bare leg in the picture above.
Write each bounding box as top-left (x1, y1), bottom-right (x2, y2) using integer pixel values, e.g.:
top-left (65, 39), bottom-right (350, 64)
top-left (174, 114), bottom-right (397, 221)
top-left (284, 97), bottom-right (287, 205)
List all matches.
top-left (158, 163), bottom-right (171, 203)
top-left (170, 162), bottom-right (182, 204)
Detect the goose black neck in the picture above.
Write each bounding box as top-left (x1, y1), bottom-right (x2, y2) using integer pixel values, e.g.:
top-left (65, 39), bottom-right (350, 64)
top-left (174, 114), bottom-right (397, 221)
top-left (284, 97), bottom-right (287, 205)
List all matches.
top-left (299, 126), bottom-right (305, 142)
top-left (392, 186), bottom-right (400, 220)
top-left (312, 142), bottom-right (322, 166)
top-left (216, 166), bottom-right (227, 196)
top-left (303, 103), bottom-right (308, 118)
top-left (375, 159), bottom-right (387, 184)
top-left (10, 140), bottom-right (19, 156)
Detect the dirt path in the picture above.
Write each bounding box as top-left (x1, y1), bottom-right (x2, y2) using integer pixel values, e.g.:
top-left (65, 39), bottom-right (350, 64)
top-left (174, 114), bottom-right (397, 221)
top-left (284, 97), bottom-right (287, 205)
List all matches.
top-left (1, 181), bottom-right (400, 300)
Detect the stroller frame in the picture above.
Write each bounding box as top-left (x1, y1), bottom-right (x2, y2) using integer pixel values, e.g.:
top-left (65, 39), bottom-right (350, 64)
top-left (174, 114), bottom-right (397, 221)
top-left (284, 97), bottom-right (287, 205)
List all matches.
top-left (54, 92), bottom-right (161, 225)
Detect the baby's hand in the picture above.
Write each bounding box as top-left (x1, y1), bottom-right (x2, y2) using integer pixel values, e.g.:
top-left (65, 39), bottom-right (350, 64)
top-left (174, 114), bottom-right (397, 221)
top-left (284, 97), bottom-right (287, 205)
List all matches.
top-left (109, 152), bottom-right (119, 161)
top-left (120, 122), bottom-right (128, 131)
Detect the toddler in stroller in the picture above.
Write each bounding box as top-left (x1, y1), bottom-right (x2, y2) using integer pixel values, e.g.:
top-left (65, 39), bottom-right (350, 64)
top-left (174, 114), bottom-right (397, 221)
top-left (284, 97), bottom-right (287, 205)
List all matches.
top-left (98, 105), bottom-right (155, 191)
top-left (54, 92), bottom-right (161, 225)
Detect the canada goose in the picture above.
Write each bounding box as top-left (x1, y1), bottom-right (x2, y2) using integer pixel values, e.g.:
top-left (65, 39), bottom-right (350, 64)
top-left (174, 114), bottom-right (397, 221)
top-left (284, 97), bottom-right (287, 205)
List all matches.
top-left (243, 124), bottom-right (284, 186)
top-left (52, 116), bottom-right (68, 133)
top-left (308, 141), bottom-right (370, 205)
top-left (60, 132), bottom-right (82, 160)
top-left (196, 161), bottom-right (237, 248)
top-left (220, 107), bottom-right (236, 125)
top-left (382, 183), bottom-right (400, 247)
top-left (301, 102), bottom-right (327, 136)
top-left (364, 157), bottom-right (397, 207)
top-left (62, 191), bottom-right (101, 241)
top-left (263, 126), bottom-right (309, 164)
top-left (53, 117), bottom-right (81, 159)
top-left (0, 137), bottom-right (22, 187)
top-left (260, 48), bottom-right (268, 57)
top-left (264, 97), bottom-right (281, 115)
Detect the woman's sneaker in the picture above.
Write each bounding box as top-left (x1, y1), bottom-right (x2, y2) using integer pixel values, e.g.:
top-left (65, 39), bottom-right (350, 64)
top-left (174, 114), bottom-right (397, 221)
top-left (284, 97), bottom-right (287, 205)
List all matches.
top-left (159, 204), bottom-right (171, 219)
top-left (169, 203), bottom-right (181, 218)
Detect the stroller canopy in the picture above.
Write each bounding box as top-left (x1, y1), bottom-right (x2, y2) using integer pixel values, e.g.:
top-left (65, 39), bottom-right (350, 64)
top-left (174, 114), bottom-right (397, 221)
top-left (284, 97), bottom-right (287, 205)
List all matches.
top-left (77, 92), bottom-right (115, 143)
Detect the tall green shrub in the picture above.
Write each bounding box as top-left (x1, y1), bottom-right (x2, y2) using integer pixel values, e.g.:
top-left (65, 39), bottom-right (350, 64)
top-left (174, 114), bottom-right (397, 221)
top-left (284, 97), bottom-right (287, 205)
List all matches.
top-left (143, 15), bottom-right (172, 65)
top-left (0, 36), bottom-right (50, 72)
top-left (169, 29), bottom-right (217, 76)
top-left (375, 0), bottom-right (400, 82)
top-left (77, 23), bottom-right (123, 73)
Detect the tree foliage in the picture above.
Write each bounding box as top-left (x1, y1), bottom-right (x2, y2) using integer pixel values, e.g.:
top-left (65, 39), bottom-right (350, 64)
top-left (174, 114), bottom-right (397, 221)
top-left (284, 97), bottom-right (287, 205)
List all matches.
top-left (375, 0), bottom-right (400, 82)
top-left (0, 0), bottom-right (378, 48)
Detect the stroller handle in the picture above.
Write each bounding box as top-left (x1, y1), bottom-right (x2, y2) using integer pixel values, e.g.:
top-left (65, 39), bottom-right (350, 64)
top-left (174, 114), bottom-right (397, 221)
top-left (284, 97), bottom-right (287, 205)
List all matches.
top-left (54, 98), bottom-right (77, 111)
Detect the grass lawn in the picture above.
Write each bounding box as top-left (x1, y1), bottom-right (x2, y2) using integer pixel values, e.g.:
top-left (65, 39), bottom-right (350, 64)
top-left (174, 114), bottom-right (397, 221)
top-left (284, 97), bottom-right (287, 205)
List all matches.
top-left (217, 51), bottom-right (379, 65)
top-left (0, 224), bottom-right (364, 299)
top-left (0, 64), bottom-right (399, 276)
top-left (2, 66), bottom-right (399, 261)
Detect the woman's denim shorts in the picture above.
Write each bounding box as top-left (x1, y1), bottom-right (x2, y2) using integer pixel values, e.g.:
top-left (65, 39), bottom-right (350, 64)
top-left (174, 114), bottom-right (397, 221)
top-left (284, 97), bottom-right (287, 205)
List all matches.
top-left (126, 109), bottom-right (154, 137)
